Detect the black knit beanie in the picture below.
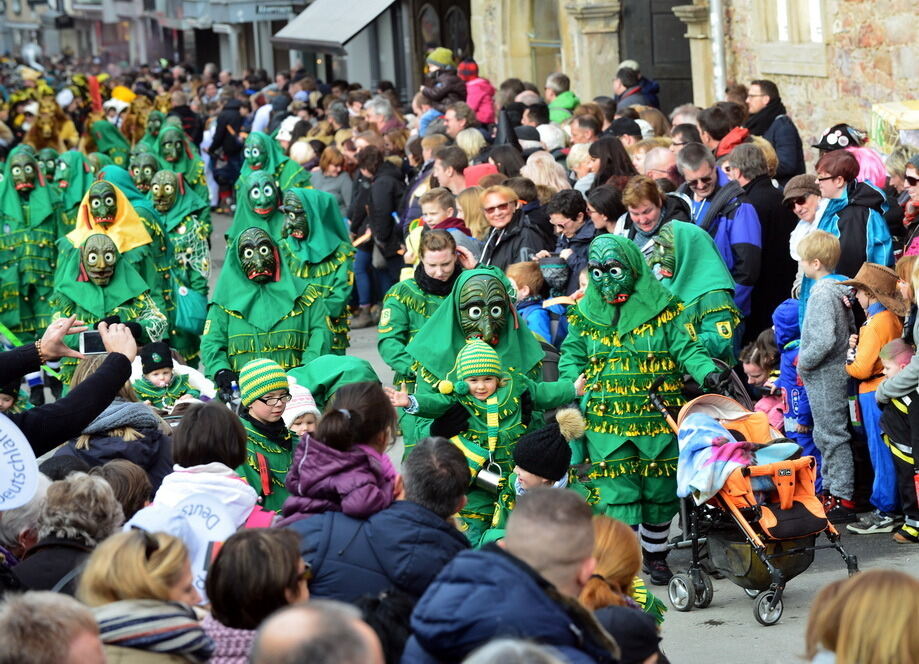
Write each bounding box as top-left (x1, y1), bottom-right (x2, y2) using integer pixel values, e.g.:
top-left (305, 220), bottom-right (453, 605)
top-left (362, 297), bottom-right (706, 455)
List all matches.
top-left (140, 341), bottom-right (173, 375)
top-left (513, 423), bottom-right (572, 482)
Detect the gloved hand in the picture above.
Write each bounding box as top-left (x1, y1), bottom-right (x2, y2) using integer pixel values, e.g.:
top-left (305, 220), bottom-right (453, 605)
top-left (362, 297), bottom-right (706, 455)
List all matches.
top-left (430, 402), bottom-right (470, 439)
top-left (703, 368), bottom-right (734, 395)
top-left (520, 390), bottom-right (533, 426)
top-left (214, 369), bottom-right (239, 403)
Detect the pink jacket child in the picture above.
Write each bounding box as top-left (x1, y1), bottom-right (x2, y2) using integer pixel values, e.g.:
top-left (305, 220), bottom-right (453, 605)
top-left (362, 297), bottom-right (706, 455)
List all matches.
top-left (458, 59), bottom-right (496, 125)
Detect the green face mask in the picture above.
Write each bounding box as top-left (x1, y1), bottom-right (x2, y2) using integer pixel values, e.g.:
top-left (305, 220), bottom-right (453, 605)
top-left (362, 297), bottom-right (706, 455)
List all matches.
top-left (246, 173), bottom-right (279, 218)
top-left (243, 134), bottom-right (269, 171)
top-left (588, 236), bottom-right (637, 305)
top-left (160, 127), bottom-right (185, 164)
top-left (281, 190), bottom-right (308, 240)
top-left (150, 170), bottom-right (178, 213)
top-left (131, 153), bottom-right (160, 193)
top-left (238, 227), bottom-right (278, 283)
top-left (10, 152), bottom-right (38, 194)
top-left (54, 158), bottom-right (70, 187)
top-left (146, 111), bottom-right (164, 138)
top-left (81, 233), bottom-right (119, 286)
top-left (87, 181), bottom-right (118, 226)
top-left (458, 274), bottom-right (509, 346)
top-left (38, 148), bottom-right (58, 179)
top-left (648, 222), bottom-right (676, 280)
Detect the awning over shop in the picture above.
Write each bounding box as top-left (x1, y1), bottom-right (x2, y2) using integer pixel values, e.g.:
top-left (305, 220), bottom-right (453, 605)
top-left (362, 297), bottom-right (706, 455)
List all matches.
top-left (271, 0), bottom-right (396, 54)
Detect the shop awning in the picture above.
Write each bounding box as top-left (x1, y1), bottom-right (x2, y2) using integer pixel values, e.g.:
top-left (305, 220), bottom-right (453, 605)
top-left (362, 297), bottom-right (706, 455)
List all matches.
top-left (271, 0), bottom-right (396, 54)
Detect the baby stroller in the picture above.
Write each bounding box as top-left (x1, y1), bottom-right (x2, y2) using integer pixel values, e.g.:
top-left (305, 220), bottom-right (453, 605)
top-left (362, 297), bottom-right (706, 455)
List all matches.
top-left (649, 383), bottom-right (859, 626)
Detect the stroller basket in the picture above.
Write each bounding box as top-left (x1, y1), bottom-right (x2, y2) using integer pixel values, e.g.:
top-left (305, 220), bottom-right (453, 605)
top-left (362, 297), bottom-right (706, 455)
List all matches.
top-left (708, 533), bottom-right (815, 591)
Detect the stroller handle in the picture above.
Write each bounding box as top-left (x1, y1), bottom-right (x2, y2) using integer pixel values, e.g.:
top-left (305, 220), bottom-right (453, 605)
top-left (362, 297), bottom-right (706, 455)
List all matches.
top-left (648, 374), bottom-right (679, 434)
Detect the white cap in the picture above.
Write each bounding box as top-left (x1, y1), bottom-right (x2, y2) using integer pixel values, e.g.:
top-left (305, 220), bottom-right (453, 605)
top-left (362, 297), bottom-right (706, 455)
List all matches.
top-left (55, 89), bottom-right (74, 108)
top-left (103, 97), bottom-right (130, 114)
top-left (618, 59), bottom-right (640, 72)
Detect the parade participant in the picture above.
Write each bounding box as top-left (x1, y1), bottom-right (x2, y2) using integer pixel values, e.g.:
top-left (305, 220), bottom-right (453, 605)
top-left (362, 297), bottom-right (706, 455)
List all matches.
top-left (54, 151), bottom-right (95, 228)
top-left (137, 109), bottom-right (165, 151)
top-left (226, 170), bottom-right (284, 242)
top-left (37, 147), bottom-right (58, 181)
top-left (201, 227), bottom-right (332, 393)
top-left (280, 188), bottom-right (355, 354)
top-left (647, 221), bottom-right (742, 364)
top-left (154, 124), bottom-right (210, 233)
top-left (86, 119), bottom-right (130, 167)
top-left (559, 233), bottom-right (723, 585)
top-left (237, 130), bottom-right (311, 194)
top-left (86, 152), bottom-right (114, 173)
top-left (128, 150), bottom-right (161, 194)
top-left (387, 340), bottom-right (584, 545)
top-left (132, 340), bottom-right (200, 410)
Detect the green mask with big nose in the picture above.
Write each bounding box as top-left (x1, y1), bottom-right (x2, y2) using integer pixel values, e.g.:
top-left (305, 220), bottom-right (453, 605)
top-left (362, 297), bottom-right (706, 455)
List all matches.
top-left (10, 151), bottom-right (38, 194)
top-left (160, 126), bottom-right (185, 164)
top-left (38, 148), bottom-right (58, 180)
top-left (80, 233), bottom-right (119, 286)
top-left (281, 190), bottom-right (308, 240)
top-left (243, 133), bottom-right (270, 171)
top-left (246, 172), bottom-right (278, 218)
top-left (588, 235), bottom-right (637, 305)
top-left (150, 170), bottom-right (179, 213)
top-left (145, 110), bottom-right (164, 139)
top-left (458, 274), bottom-right (509, 346)
top-left (238, 227), bottom-right (278, 283)
top-left (648, 222), bottom-right (676, 280)
top-left (131, 153), bottom-right (160, 193)
top-left (87, 181), bottom-right (118, 227)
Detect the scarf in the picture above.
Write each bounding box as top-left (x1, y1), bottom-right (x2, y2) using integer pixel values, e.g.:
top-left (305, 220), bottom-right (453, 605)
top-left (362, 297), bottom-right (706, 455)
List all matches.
top-left (81, 398), bottom-right (162, 435)
top-left (283, 187), bottom-right (351, 263)
top-left (0, 145), bottom-right (57, 229)
top-left (56, 151), bottom-right (96, 212)
top-left (53, 245), bottom-right (151, 319)
top-left (93, 599), bottom-right (214, 664)
top-left (68, 181), bottom-right (153, 253)
top-left (743, 98), bottom-right (788, 136)
top-left (413, 260), bottom-right (462, 296)
top-left (241, 411), bottom-right (290, 442)
top-left (656, 221), bottom-right (736, 306)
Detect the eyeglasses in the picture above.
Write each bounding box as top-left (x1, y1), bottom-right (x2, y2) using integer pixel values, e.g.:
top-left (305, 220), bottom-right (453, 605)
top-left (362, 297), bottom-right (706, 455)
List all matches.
top-left (785, 196), bottom-right (808, 209)
top-left (133, 527), bottom-right (160, 560)
top-left (257, 393), bottom-right (293, 406)
top-left (816, 175), bottom-right (836, 182)
top-left (298, 562), bottom-right (313, 584)
top-left (746, 93), bottom-right (766, 98)
top-left (906, 175), bottom-right (919, 186)
top-left (483, 201), bottom-right (514, 215)
top-left (686, 175), bottom-right (714, 189)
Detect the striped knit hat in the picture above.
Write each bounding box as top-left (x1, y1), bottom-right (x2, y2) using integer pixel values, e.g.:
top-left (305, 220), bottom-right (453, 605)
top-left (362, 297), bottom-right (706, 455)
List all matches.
top-left (239, 358), bottom-right (289, 407)
top-left (456, 340), bottom-right (502, 380)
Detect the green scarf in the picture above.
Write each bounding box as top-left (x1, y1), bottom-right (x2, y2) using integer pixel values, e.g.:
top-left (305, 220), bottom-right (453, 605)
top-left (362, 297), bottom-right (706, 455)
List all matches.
top-left (56, 151), bottom-right (96, 212)
top-left (657, 222), bottom-right (736, 307)
top-left (284, 188), bottom-right (350, 263)
top-left (406, 266), bottom-right (545, 380)
top-left (210, 232), bottom-right (311, 331)
top-left (89, 121), bottom-right (130, 167)
top-left (576, 233), bottom-right (676, 333)
top-left (0, 146), bottom-right (57, 229)
top-left (288, 355), bottom-right (380, 411)
top-left (53, 245), bottom-right (151, 319)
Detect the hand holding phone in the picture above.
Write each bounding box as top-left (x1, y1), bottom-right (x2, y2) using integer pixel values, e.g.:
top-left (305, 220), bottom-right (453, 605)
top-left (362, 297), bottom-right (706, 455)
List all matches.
top-left (79, 330), bottom-right (107, 355)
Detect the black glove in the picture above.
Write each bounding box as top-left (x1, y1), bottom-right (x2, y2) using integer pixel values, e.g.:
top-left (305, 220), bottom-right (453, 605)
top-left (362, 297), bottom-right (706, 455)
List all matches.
top-left (214, 369), bottom-right (239, 403)
top-left (703, 368), bottom-right (734, 395)
top-left (520, 390), bottom-right (533, 426)
top-left (95, 316), bottom-right (142, 342)
top-left (95, 315), bottom-right (121, 328)
top-left (430, 402), bottom-right (470, 439)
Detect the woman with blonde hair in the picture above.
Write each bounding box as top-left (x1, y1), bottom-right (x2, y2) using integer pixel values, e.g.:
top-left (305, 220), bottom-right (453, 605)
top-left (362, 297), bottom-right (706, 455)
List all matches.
top-left (456, 186), bottom-right (489, 240)
top-left (79, 529), bottom-right (213, 663)
top-left (455, 128), bottom-right (487, 164)
top-left (520, 151), bottom-right (572, 195)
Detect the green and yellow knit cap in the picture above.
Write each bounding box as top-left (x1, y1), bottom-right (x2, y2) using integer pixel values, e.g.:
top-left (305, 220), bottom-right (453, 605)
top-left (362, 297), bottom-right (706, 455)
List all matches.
top-left (439, 339), bottom-right (503, 395)
top-left (239, 358), bottom-right (290, 406)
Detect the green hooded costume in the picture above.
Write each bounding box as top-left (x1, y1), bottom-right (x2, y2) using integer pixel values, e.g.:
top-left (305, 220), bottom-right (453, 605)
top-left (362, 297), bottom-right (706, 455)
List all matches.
top-left (648, 222), bottom-right (741, 365)
top-left (280, 188), bottom-right (354, 354)
top-left (154, 125), bottom-right (210, 235)
top-left (287, 355), bottom-right (380, 410)
top-left (87, 152), bottom-right (114, 173)
top-left (226, 170), bottom-right (285, 242)
top-left (88, 120), bottom-right (130, 167)
top-left (236, 131), bottom-right (311, 194)
top-left (55, 151), bottom-right (96, 229)
top-left (137, 110), bottom-right (165, 151)
top-left (0, 146), bottom-right (64, 337)
top-left (200, 227), bottom-right (332, 378)
top-left (558, 234), bottom-right (718, 525)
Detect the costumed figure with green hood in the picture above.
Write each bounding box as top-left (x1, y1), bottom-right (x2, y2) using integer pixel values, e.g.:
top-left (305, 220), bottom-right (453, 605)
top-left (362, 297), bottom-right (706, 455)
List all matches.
top-left (137, 109), bottom-right (165, 151)
top-left (236, 131), bottom-right (311, 196)
top-left (50, 233), bottom-right (167, 382)
top-left (288, 355), bottom-right (381, 411)
top-left (0, 146), bottom-right (65, 340)
top-left (647, 221), bottom-right (741, 365)
top-left (280, 188), bottom-right (354, 354)
top-left (87, 152), bottom-right (114, 173)
top-left (54, 151), bottom-right (96, 229)
top-left (201, 227), bottom-right (332, 401)
top-left (37, 148), bottom-right (59, 182)
top-left (87, 120), bottom-right (130, 167)
top-left (129, 151), bottom-right (161, 195)
top-left (558, 234), bottom-right (729, 579)
top-left (388, 338), bottom-right (584, 545)
top-left (150, 169), bottom-right (211, 362)
top-left (154, 124), bottom-right (210, 236)
top-left (226, 171), bottom-right (285, 241)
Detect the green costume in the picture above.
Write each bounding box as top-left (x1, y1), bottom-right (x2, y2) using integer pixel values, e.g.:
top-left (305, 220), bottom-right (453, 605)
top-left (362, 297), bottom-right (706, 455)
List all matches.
top-left (133, 373), bottom-right (200, 410)
top-left (226, 171), bottom-right (284, 241)
top-left (87, 152), bottom-right (114, 173)
top-left (280, 188), bottom-right (354, 354)
top-left (201, 227), bottom-right (332, 378)
top-left (237, 414), bottom-right (295, 513)
top-left (88, 120), bottom-right (130, 167)
top-left (154, 125), bottom-right (210, 235)
top-left (648, 222), bottom-right (741, 365)
top-left (0, 147), bottom-right (63, 338)
top-left (37, 148), bottom-right (58, 181)
top-left (137, 110), bottom-right (165, 151)
top-left (129, 151), bottom-right (162, 194)
top-left (558, 234), bottom-right (718, 525)
top-left (237, 131), bottom-right (311, 194)
top-left (54, 151), bottom-right (96, 229)
top-left (287, 355), bottom-right (379, 410)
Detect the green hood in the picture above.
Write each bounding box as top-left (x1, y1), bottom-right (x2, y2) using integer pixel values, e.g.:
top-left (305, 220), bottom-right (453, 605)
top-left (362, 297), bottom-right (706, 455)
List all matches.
top-left (548, 91), bottom-right (580, 122)
top-left (147, 169), bottom-right (210, 232)
top-left (283, 188), bottom-right (350, 264)
top-left (656, 221), bottom-right (736, 306)
top-left (577, 233), bottom-right (676, 332)
top-left (56, 151), bottom-right (96, 211)
top-left (226, 171), bottom-right (285, 242)
top-left (288, 356), bottom-right (380, 411)
top-left (98, 165), bottom-right (164, 227)
top-left (406, 266), bottom-right (545, 380)
top-left (154, 126), bottom-right (201, 185)
top-left (0, 145), bottom-right (57, 229)
top-left (53, 243), bottom-right (150, 319)
top-left (239, 131), bottom-right (287, 183)
top-left (89, 121), bottom-right (130, 167)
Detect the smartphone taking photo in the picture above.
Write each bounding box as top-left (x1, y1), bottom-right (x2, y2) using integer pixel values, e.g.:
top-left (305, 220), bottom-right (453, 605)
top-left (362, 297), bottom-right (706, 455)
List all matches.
top-left (79, 330), bottom-right (106, 355)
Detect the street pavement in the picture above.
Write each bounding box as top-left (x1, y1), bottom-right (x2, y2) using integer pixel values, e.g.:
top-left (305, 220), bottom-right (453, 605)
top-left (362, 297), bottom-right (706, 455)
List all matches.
top-left (211, 211), bottom-right (919, 663)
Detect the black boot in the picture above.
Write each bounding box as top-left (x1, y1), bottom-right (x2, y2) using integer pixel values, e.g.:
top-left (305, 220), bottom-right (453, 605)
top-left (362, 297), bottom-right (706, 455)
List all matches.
top-left (29, 384), bottom-right (45, 407)
top-left (642, 556), bottom-right (673, 586)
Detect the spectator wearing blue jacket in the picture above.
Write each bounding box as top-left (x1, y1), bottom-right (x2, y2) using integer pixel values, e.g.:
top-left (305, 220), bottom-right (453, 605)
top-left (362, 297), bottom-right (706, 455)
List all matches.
top-left (401, 488), bottom-right (621, 664)
top-left (288, 437), bottom-right (470, 603)
top-left (506, 261), bottom-right (566, 348)
top-left (676, 143), bottom-right (762, 319)
top-left (742, 80), bottom-right (806, 186)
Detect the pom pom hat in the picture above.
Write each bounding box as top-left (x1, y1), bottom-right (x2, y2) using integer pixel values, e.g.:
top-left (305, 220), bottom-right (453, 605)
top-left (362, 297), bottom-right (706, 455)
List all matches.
top-left (438, 339), bottom-right (504, 395)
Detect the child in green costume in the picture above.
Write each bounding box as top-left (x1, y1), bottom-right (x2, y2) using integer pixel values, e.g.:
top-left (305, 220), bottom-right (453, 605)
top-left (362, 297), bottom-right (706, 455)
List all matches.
top-left (235, 358), bottom-right (296, 513)
top-left (280, 188), bottom-right (355, 354)
top-left (133, 341), bottom-right (200, 410)
top-left (387, 339), bottom-right (585, 545)
top-left (236, 131), bottom-right (311, 195)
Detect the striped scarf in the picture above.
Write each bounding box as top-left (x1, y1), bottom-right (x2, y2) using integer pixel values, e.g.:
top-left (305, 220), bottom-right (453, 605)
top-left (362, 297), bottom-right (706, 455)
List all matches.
top-left (93, 599), bottom-right (214, 663)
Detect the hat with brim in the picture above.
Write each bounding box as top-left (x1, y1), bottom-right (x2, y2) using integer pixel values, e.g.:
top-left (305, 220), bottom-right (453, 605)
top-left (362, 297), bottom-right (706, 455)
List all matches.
top-left (840, 263), bottom-right (909, 317)
top-left (782, 174), bottom-right (820, 205)
top-left (811, 123), bottom-right (865, 151)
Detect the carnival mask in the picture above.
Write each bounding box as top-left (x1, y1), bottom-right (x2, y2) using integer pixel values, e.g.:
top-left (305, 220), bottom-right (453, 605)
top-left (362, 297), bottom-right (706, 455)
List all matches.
top-left (9, 152), bottom-right (38, 194)
top-left (648, 223), bottom-right (676, 280)
top-left (38, 97), bottom-right (58, 116)
top-left (87, 181), bottom-right (118, 226)
top-left (281, 190), bottom-right (308, 240)
top-left (38, 148), bottom-right (58, 179)
top-left (36, 114), bottom-right (55, 140)
top-left (588, 236), bottom-right (637, 305)
top-left (54, 158), bottom-right (69, 187)
top-left (238, 227), bottom-right (279, 283)
top-left (145, 111), bottom-right (164, 138)
top-left (246, 172), bottom-right (279, 218)
top-left (160, 126), bottom-right (185, 164)
top-left (458, 274), bottom-right (509, 346)
top-left (243, 133), bottom-right (269, 171)
top-left (80, 234), bottom-right (119, 286)
top-left (150, 170), bottom-right (179, 213)
top-left (131, 153), bottom-right (160, 193)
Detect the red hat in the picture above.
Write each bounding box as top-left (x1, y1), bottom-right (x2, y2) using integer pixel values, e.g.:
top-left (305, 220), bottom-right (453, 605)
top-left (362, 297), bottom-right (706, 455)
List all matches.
top-left (457, 59), bottom-right (478, 82)
top-left (464, 163), bottom-right (498, 187)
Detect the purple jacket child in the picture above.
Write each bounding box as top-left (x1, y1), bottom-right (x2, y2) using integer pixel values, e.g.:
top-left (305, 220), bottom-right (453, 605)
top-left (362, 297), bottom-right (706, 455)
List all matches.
top-left (277, 435), bottom-right (396, 526)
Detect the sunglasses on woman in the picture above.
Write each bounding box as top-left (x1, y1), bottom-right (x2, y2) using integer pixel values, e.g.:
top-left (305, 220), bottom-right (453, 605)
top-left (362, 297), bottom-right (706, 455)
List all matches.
top-left (483, 201), bottom-right (514, 216)
top-left (906, 175), bottom-right (919, 187)
top-left (785, 196), bottom-right (808, 209)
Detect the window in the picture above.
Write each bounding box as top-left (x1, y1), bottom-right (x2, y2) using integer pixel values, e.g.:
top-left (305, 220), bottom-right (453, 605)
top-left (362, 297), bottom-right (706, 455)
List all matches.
top-left (418, 4), bottom-right (441, 53)
top-left (529, 0), bottom-right (561, 87)
top-left (444, 7), bottom-right (470, 60)
top-left (753, 0), bottom-right (828, 76)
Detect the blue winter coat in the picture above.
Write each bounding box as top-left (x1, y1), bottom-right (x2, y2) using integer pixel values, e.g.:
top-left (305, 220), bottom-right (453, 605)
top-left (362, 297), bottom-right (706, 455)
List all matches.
top-left (772, 298), bottom-right (812, 429)
top-left (555, 219), bottom-right (597, 296)
top-left (401, 544), bottom-right (620, 664)
top-left (289, 500), bottom-right (469, 603)
top-left (763, 115), bottom-right (806, 184)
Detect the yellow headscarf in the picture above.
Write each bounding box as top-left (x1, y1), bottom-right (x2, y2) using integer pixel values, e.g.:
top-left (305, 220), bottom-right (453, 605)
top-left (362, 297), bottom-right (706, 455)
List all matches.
top-left (68, 182), bottom-right (152, 253)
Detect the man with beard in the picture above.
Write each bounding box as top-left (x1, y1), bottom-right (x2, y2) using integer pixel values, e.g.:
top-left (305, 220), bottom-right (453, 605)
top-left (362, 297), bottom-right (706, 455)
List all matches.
top-left (742, 79), bottom-right (805, 186)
